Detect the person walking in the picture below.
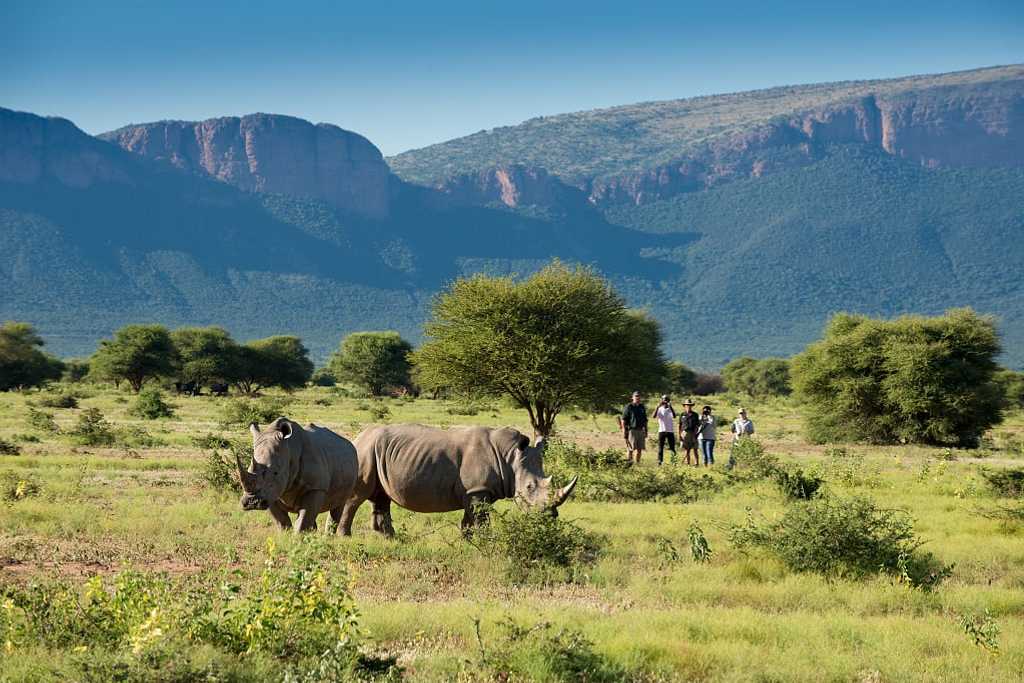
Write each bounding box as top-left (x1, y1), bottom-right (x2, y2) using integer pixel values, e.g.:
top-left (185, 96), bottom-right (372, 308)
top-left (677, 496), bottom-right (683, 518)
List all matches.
top-left (728, 408), bottom-right (755, 469)
top-left (620, 391), bottom-right (648, 465)
top-left (696, 405), bottom-right (717, 466)
top-left (654, 394), bottom-right (677, 465)
top-left (678, 399), bottom-right (700, 466)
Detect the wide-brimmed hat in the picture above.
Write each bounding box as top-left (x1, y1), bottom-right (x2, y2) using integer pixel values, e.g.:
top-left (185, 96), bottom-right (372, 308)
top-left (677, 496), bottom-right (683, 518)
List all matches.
top-left (682, 399), bottom-right (695, 406)
top-left (738, 407), bottom-right (748, 415)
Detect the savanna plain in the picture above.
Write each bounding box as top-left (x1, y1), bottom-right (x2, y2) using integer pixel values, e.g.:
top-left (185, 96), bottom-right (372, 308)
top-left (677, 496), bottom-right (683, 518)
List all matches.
top-left (1, 385), bottom-right (1022, 682)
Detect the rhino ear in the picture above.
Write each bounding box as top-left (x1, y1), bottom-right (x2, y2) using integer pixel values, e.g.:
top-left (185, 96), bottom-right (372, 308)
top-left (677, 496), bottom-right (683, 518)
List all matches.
top-left (250, 422), bottom-right (260, 439)
top-left (534, 436), bottom-right (548, 454)
top-left (279, 420), bottom-right (293, 439)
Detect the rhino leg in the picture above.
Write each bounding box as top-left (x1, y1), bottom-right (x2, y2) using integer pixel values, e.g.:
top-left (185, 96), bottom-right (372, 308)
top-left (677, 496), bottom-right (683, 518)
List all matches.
top-left (267, 501), bottom-right (292, 531)
top-left (336, 499), bottom-right (363, 536)
top-left (294, 490), bottom-right (326, 534)
top-left (369, 488), bottom-right (395, 537)
top-left (462, 493), bottom-right (493, 537)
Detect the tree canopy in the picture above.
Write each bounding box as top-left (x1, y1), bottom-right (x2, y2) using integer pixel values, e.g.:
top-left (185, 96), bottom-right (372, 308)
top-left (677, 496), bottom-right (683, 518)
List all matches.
top-left (90, 324), bottom-right (176, 392)
top-left (412, 261), bottom-right (667, 436)
top-left (171, 326), bottom-right (238, 385)
top-left (722, 357), bottom-right (792, 398)
top-left (329, 331), bottom-right (413, 396)
top-left (231, 336), bottom-right (313, 393)
top-left (791, 308), bottom-right (1004, 447)
top-left (0, 321), bottom-right (64, 391)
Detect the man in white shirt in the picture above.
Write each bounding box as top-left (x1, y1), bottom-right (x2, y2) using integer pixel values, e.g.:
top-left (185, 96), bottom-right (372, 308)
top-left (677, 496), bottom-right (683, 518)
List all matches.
top-left (654, 394), bottom-right (677, 465)
top-left (729, 408), bottom-right (755, 469)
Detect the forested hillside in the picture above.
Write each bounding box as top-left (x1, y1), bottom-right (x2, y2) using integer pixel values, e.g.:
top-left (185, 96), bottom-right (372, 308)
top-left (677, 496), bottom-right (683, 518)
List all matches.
top-left (3, 64), bottom-right (1024, 368)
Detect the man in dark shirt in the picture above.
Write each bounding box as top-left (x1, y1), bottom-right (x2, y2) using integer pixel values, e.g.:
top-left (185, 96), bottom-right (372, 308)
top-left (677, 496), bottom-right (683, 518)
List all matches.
top-left (620, 391), bottom-right (648, 465)
top-left (678, 399), bottom-right (701, 466)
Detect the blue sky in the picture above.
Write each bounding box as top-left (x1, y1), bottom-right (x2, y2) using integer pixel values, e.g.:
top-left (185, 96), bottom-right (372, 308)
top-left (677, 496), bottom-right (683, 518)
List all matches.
top-left (2, 1), bottom-right (1022, 156)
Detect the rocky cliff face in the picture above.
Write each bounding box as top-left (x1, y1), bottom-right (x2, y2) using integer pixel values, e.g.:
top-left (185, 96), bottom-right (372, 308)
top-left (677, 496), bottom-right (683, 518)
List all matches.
top-left (588, 86), bottom-right (1024, 206)
top-left (435, 164), bottom-right (591, 211)
top-left (101, 114), bottom-right (390, 219)
top-left (0, 108), bottom-right (133, 188)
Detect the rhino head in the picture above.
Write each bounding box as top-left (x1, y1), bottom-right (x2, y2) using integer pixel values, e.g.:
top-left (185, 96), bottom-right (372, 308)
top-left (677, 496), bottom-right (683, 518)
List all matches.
top-left (237, 418), bottom-right (300, 511)
top-left (510, 436), bottom-right (578, 516)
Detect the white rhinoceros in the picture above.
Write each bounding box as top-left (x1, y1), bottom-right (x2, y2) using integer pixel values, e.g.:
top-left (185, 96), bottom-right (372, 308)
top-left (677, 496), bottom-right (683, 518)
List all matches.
top-left (236, 417), bottom-right (358, 533)
top-left (337, 424), bottom-right (577, 536)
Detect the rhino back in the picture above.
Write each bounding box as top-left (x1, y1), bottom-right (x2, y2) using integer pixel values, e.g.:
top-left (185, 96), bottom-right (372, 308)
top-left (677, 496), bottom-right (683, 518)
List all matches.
top-left (370, 425), bottom-right (512, 513)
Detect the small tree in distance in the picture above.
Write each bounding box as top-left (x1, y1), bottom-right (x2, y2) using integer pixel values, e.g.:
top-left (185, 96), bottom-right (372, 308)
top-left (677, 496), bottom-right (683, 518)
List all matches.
top-left (230, 335), bottom-right (313, 394)
top-left (792, 308), bottom-right (1004, 447)
top-left (171, 326), bottom-right (238, 386)
top-left (90, 324), bottom-right (176, 392)
top-left (722, 357), bottom-right (791, 398)
top-left (412, 261), bottom-right (667, 437)
top-left (0, 321), bottom-right (64, 391)
top-left (329, 331), bottom-right (412, 396)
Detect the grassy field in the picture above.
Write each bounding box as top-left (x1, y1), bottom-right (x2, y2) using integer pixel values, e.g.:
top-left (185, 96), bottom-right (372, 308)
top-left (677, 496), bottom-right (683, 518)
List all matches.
top-left (1, 385), bottom-right (1023, 681)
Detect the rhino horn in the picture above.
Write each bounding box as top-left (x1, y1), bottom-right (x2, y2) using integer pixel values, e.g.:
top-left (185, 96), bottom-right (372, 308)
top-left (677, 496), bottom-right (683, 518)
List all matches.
top-left (552, 475), bottom-right (578, 507)
top-left (235, 451), bottom-right (256, 492)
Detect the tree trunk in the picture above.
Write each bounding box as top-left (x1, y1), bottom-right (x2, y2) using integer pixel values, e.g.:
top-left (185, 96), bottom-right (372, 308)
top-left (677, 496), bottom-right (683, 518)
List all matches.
top-left (528, 401), bottom-right (560, 438)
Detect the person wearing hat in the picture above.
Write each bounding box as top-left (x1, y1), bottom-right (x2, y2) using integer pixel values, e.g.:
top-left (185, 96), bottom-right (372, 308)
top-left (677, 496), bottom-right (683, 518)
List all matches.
top-left (620, 391), bottom-right (648, 465)
top-left (696, 405), bottom-right (717, 466)
top-left (654, 394), bottom-right (677, 465)
top-left (728, 408), bottom-right (755, 469)
top-left (677, 399), bottom-right (700, 466)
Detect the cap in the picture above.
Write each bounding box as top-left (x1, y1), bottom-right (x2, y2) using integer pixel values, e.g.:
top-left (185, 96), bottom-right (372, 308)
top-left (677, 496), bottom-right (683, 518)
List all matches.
top-left (631, 391), bottom-right (641, 397)
top-left (661, 394), bottom-right (671, 401)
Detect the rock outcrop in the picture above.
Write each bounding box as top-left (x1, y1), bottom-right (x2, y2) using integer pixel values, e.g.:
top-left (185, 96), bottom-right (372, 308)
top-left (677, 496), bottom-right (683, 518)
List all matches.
top-left (102, 114), bottom-right (390, 219)
top-left (436, 164), bottom-right (590, 211)
top-left (0, 108), bottom-right (133, 188)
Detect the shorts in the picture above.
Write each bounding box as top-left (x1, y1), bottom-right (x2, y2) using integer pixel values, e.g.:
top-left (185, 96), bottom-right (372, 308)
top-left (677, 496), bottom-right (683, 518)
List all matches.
top-left (681, 431), bottom-right (697, 449)
top-left (625, 428), bottom-right (647, 451)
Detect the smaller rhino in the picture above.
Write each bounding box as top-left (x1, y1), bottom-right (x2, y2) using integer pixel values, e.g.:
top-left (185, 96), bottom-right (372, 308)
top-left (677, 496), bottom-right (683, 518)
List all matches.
top-left (236, 418), bottom-right (358, 533)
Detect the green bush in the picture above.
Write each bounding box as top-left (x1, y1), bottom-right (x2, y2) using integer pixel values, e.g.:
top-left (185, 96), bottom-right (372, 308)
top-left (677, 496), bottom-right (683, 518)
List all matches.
top-left (202, 442), bottom-right (247, 493)
top-left (469, 618), bottom-right (630, 683)
top-left (0, 538), bottom-right (386, 680)
top-left (190, 432), bottom-right (233, 449)
top-left (328, 331), bottom-right (412, 396)
top-left (792, 309), bottom-right (1004, 447)
top-left (128, 388), bottom-right (175, 420)
top-left (773, 467), bottom-right (824, 500)
top-left (726, 438), bottom-right (779, 479)
top-left (1, 471), bottom-right (41, 502)
top-left (980, 467), bottom-right (1024, 498)
top-left (474, 508), bottom-right (604, 584)
top-left (546, 440), bottom-right (627, 471)
top-left (218, 396), bottom-right (293, 428)
top-left (722, 357), bottom-right (792, 397)
top-left (0, 438), bottom-right (20, 455)
top-left (67, 407), bottom-right (117, 446)
top-left (36, 392), bottom-right (79, 409)
top-left (995, 369), bottom-right (1024, 409)
top-left (26, 407), bottom-right (59, 434)
top-left (729, 495), bottom-right (950, 589)
top-left (556, 464), bottom-right (720, 503)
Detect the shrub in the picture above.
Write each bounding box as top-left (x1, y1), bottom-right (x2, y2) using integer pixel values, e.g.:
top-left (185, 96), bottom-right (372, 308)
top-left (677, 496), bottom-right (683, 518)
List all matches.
top-left (202, 441), bottom-right (248, 493)
top-left (0, 321), bottom-right (64, 390)
top-left (67, 407), bottom-right (116, 446)
top-left (367, 402), bottom-right (391, 422)
top-left (190, 432), bottom-right (233, 450)
top-left (469, 618), bottom-right (629, 683)
top-left (0, 538), bottom-right (378, 678)
top-left (218, 396), bottom-right (293, 428)
top-left (1, 472), bottom-right (41, 502)
top-left (36, 392), bottom-right (79, 409)
top-left (722, 357), bottom-right (792, 397)
top-left (310, 367), bottom-right (337, 387)
top-left (729, 495), bottom-right (950, 589)
top-left (792, 309), bottom-right (1004, 447)
top-left (26, 407), bottom-right (59, 434)
top-left (128, 388), bottom-right (175, 420)
top-left (560, 465), bottom-right (720, 503)
top-left (0, 438), bottom-right (20, 456)
top-left (979, 467), bottom-right (1024, 498)
top-left (994, 369), bottom-right (1024, 409)
top-left (773, 467), bottom-right (824, 500)
top-left (688, 520), bottom-right (712, 563)
top-left (726, 438), bottom-right (779, 479)
top-left (958, 609), bottom-right (1000, 654)
top-left (117, 425), bottom-right (162, 448)
top-left (473, 508), bottom-right (604, 584)
top-left (545, 440), bottom-right (627, 471)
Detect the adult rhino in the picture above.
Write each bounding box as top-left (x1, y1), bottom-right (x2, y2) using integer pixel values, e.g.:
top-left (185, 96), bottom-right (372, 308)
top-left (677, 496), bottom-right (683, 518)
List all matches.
top-left (236, 418), bottom-right (358, 533)
top-left (339, 424), bottom-right (578, 536)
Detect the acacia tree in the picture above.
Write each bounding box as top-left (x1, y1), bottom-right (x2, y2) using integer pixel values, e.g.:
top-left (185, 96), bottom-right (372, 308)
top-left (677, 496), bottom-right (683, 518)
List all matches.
top-left (329, 331), bottom-right (413, 396)
top-left (171, 326), bottom-right (238, 386)
top-left (230, 335), bottom-right (313, 393)
top-left (90, 324), bottom-right (176, 392)
top-left (412, 262), bottom-right (667, 437)
top-left (792, 308), bottom-right (1004, 447)
top-left (0, 322), bottom-right (64, 391)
